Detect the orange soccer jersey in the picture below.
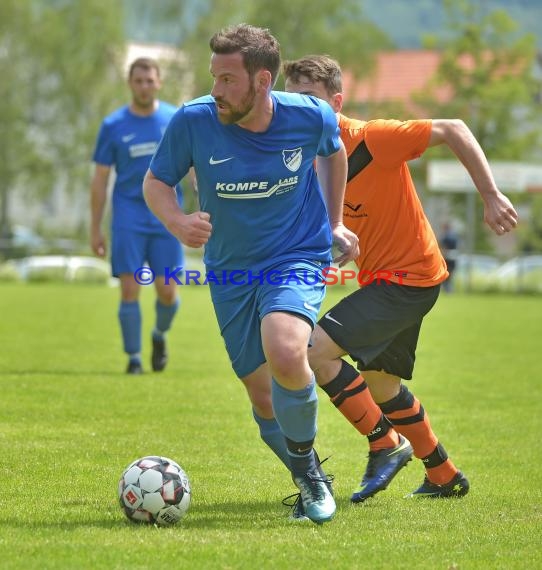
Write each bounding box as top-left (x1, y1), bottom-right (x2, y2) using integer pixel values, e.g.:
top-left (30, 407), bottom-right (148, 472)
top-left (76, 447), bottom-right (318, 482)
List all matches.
top-left (339, 115), bottom-right (448, 287)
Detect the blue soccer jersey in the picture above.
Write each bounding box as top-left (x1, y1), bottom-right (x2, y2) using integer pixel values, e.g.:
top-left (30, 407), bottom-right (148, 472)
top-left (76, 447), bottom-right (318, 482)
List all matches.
top-left (93, 101), bottom-right (183, 233)
top-left (149, 92), bottom-right (340, 272)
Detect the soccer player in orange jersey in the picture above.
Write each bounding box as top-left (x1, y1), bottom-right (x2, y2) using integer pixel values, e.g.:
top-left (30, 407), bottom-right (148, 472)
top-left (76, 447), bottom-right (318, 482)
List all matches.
top-left (284, 55), bottom-right (519, 500)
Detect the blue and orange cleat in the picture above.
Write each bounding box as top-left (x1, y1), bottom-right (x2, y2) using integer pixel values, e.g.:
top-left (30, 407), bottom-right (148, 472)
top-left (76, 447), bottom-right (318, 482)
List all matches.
top-left (351, 435), bottom-right (413, 503)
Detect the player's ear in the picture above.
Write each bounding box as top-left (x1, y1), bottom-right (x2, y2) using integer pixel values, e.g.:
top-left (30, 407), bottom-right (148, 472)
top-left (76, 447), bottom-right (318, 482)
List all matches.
top-left (331, 92), bottom-right (343, 113)
top-left (256, 69), bottom-right (272, 92)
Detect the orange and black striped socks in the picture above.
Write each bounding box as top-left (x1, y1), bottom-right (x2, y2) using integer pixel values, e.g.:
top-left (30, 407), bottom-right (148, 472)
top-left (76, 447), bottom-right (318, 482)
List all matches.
top-left (320, 360), bottom-right (400, 451)
top-left (379, 384), bottom-right (458, 485)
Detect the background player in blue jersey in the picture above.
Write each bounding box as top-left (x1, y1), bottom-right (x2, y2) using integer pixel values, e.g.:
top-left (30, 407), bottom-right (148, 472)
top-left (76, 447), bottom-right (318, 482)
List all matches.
top-left (143, 24), bottom-right (361, 524)
top-left (90, 58), bottom-right (183, 375)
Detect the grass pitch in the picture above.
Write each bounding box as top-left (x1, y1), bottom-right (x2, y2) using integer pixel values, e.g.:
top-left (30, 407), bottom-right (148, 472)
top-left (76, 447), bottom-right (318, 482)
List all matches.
top-left (0, 283), bottom-right (540, 569)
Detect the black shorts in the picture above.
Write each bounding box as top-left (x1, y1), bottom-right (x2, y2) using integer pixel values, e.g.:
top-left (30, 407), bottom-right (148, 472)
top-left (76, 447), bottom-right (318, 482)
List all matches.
top-left (318, 281), bottom-right (440, 379)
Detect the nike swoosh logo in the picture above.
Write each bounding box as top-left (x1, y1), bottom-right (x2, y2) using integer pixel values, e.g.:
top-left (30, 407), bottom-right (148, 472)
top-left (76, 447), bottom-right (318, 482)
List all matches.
top-left (209, 156), bottom-right (234, 165)
top-left (122, 134), bottom-right (136, 143)
top-left (324, 312), bottom-right (343, 326)
top-left (353, 411), bottom-right (368, 424)
top-left (303, 302), bottom-right (318, 313)
top-left (387, 438), bottom-right (412, 456)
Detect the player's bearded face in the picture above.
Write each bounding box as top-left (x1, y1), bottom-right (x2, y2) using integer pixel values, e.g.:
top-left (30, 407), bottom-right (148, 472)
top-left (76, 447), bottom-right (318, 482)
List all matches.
top-left (214, 83), bottom-right (257, 125)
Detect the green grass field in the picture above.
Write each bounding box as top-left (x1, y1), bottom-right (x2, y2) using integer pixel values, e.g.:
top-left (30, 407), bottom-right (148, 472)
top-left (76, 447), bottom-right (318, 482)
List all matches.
top-left (0, 283), bottom-right (540, 569)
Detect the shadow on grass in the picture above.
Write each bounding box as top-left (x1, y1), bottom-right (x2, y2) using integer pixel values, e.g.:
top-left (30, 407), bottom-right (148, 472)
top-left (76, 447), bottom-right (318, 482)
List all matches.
top-left (179, 495), bottom-right (355, 529)
top-left (0, 518), bottom-right (122, 531)
top-left (0, 497), bottom-right (355, 531)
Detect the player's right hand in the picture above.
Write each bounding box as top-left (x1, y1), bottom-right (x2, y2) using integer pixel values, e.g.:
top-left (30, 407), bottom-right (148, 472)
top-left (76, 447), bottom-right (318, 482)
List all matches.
top-left (168, 211), bottom-right (212, 248)
top-left (90, 230), bottom-right (106, 257)
top-left (331, 223), bottom-right (359, 267)
top-left (483, 192), bottom-right (519, 236)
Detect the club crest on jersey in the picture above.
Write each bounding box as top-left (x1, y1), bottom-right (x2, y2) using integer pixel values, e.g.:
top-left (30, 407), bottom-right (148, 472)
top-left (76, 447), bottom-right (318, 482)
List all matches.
top-left (282, 148), bottom-right (302, 172)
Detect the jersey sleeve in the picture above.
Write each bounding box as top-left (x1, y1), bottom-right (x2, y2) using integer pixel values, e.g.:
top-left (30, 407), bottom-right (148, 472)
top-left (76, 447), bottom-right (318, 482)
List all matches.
top-left (365, 119), bottom-right (432, 168)
top-left (149, 106), bottom-right (193, 187)
top-left (316, 99), bottom-right (342, 157)
top-left (92, 121), bottom-right (115, 166)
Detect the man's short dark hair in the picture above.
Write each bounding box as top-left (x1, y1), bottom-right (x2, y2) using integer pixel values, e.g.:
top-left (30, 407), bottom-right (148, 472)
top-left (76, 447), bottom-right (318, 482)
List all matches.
top-left (128, 57), bottom-right (161, 79)
top-left (210, 23), bottom-right (281, 86)
top-left (283, 55), bottom-right (343, 96)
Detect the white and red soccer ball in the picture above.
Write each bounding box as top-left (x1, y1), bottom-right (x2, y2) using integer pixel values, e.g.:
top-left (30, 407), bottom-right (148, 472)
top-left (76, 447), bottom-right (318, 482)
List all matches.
top-left (118, 456), bottom-right (191, 526)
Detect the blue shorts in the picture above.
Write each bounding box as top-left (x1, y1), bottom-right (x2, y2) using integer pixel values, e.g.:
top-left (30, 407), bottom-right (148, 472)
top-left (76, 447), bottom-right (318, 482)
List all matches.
top-left (111, 227), bottom-right (183, 278)
top-left (210, 260), bottom-right (326, 378)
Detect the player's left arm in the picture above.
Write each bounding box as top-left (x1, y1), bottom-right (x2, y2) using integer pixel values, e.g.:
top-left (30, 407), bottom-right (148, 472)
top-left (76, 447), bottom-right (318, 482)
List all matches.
top-left (429, 119), bottom-right (518, 235)
top-left (316, 141), bottom-right (359, 266)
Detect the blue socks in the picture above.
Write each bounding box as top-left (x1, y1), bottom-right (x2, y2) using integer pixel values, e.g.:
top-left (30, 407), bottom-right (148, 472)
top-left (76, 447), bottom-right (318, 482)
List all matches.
top-left (118, 301), bottom-right (141, 359)
top-left (119, 298), bottom-right (179, 365)
top-left (153, 298), bottom-right (180, 339)
top-left (252, 410), bottom-right (291, 470)
top-left (271, 377), bottom-right (318, 476)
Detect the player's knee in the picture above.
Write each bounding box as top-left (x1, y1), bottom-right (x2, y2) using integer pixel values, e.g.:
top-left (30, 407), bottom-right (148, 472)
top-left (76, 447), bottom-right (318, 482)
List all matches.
top-left (364, 371), bottom-right (402, 403)
top-left (307, 345), bottom-right (326, 373)
top-left (308, 326), bottom-right (338, 372)
top-left (120, 274), bottom-right (140, 301)
top-left (158, 290), bottom-right (177, 305)
top-left (267, 347), bottom-right (307, 384)
top-left (155, 281), bottom-right (177, 305)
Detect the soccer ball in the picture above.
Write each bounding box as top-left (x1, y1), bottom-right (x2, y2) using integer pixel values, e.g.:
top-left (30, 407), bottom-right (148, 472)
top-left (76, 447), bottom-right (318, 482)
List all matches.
top-left (118, 456), bottom-right (191, 525)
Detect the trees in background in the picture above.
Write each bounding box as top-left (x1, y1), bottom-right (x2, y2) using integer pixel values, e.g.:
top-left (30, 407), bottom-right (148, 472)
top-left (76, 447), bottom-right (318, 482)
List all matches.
top-left (1, 0), bottom-right (540, 256)
top-left (179, 0), bottom-right (393, 97)
top-left (419, 0), bottom-right (540, 159)
top-left (0, 0), bottom-right (127, 248)
top-left (414, 0), bottom-right (542, 252)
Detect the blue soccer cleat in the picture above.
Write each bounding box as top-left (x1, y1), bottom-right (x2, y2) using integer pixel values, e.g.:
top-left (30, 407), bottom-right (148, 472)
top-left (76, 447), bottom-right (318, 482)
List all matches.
top-left (293, 470), bottom-right (336, 524)
top-left (283, 454), bottom-right (334, 523)
top-left (282, 493), bottom-right (310, 522)
top-left (351, 435), bottom-right (413, 503)
top-left (405, 470), bottom-right (469, 498)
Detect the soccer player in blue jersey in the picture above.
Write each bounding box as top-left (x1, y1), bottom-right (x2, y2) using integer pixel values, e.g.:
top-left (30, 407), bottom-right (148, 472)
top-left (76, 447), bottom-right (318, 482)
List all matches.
top-left (90, 58), bottom-right (183, 375)
top-left (143, 24), bottom-right (362, 524)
